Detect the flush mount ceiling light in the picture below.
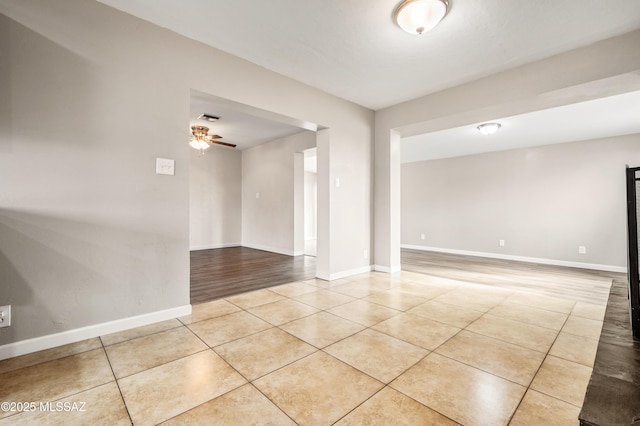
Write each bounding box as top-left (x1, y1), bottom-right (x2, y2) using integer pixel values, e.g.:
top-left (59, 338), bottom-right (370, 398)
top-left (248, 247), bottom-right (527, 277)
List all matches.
top-left (189, 125), bottom-right (237, 154)
top-left (477, 122), bottom-right (502, 136)
top-left (394, 0), bottom-right (449, 35)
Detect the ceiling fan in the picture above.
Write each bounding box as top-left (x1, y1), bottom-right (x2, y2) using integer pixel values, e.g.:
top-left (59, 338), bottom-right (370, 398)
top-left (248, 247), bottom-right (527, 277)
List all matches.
top-left (189, 125), bottom-right (237, 152)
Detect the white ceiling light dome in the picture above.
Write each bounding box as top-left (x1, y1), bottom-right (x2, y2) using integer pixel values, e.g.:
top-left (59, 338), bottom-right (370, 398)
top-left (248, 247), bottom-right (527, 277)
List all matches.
top-left (189, 139), bottom-right (210, 150)
top-left (477, 122), bottom-right (502, 136)
top-left (394, 0), bottom-right (449, 35)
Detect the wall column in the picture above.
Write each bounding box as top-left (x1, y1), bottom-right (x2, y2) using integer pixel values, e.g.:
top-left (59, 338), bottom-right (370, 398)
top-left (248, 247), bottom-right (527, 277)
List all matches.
top-left (374, 128), bottom-right (401, 273)
top-left (315, 129), bottom-right (331, 279)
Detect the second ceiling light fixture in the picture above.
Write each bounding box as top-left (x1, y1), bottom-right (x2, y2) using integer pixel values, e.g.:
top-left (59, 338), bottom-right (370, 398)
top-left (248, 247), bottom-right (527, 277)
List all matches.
top-left (394, 0), bottom-right (449, 35)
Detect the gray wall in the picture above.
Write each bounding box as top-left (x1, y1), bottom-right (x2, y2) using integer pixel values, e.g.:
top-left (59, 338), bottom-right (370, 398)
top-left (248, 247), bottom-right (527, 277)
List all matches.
top-left (0, 0), bottom-right (373, 347)
top-left (401, 135), bottom-right (640, 268)
top-left (242, 132), bottom-right (315, 255)
top-left (0, 6), bottom-right (191, 346)
top-left (189, 146), bottom-right (242, 250)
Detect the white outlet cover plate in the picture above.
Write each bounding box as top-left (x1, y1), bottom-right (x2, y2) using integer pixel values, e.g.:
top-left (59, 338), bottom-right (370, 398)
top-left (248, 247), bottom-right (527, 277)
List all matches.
top-left (156, 158), bottom-right (175, 175)
top-left (0, 305), bottom-right (11, 327)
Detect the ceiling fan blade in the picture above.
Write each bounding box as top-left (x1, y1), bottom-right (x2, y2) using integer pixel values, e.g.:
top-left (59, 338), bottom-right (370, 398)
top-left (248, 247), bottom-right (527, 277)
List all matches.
top-left (210, 140), bottom-right (237, 148)
top-left (209, 134), bottom-right (223, 139)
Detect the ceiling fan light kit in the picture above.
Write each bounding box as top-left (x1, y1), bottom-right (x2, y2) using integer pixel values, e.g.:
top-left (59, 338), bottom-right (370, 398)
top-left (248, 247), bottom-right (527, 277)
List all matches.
top-left (189, 125), bottom-right (237, 154)
top-left (189, 139), bottom-right (210, 151)
top-left (394, 0), bottom-right (449, 35)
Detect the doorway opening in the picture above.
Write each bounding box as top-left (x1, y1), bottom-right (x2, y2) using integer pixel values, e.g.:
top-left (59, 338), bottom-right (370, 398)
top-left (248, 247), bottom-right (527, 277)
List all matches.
top-left (188, 90), bottom-right (324, 303)
top-left (625, 165), bottom-right (640, 340)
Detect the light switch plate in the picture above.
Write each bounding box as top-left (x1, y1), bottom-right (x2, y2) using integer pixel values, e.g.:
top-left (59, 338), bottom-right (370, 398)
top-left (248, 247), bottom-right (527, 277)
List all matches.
top-left (156, 158), bottom-right (175, 175)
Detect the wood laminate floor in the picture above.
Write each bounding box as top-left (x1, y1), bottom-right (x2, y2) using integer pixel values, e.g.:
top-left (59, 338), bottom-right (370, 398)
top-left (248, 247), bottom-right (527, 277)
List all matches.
top-left (191, 247), bottom-right (620, 306)
top-left (190, 247), bottom-right (316, 304)
top-left (401, 249), bottom-right (621, 305)
top-left (580, 277), bottom-right (640, 425)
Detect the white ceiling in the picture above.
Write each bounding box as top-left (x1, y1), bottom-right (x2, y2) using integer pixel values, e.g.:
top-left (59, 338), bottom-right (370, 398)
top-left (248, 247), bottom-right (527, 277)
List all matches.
top-left (190, 91), bottom-right (306, 150)
top-left (100, 1), bottom-right (640, 158)
top-left (401, 90), bottom-right (640, 163)
top-left (99, 0), bottom-right (640, 110)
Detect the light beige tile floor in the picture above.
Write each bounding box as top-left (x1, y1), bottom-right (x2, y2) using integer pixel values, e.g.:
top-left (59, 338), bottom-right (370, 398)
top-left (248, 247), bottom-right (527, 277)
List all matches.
top-left (0, 271), bottom-right (608, 425)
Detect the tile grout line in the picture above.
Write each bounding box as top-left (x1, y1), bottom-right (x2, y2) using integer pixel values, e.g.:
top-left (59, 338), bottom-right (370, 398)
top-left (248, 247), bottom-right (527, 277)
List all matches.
top-left (328, 386), bottom-right (387, 425)
top-left (504, 307), bottom-right (578, 425)
top-left (0, 347), bottom-right (122, 424)
top-left (210, 287), bottom-right (332, 420)
top-left (99, 336), bottom-right (134, 425)
top-left (188, 263), bottom-right (615, 422)
top-left (355, 289), bottom-right (581, 425)
top-left (140, 276), bottom-right (592, 421)
top-left (316, 287), bottom-right (455, 418)
top-left (101, 321), bottom-right (184, 348)
top-left (245, 382), bottom-right (301, 426)
top-left (208, 300), bottom-right (323, 384)
top-left (0, 343), bottom-right (101, 375)
top-left (174, 324), bottom-right (276, 423)
top-left (315, 287), bottom-right (466, 425)
top-left (2, 265), bottom-right (611, 424)
top-left (197, 276), bottom-right (594, 424)
top-left (212, 289), bottom-right (414, 424)
top-left (187, 310), bottom-right (273, 349)
top-left (178, 284), bottom-right (588, 418)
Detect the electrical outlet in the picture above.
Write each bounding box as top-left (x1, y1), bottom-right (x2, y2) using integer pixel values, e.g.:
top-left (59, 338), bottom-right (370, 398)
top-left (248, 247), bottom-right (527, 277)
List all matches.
top-left (499, 240), bottom-right (505, 247)
top-left (363, 249), bottom-right (368, 259)
top-left (0, 305), bottom-right (11, 328)
top-left (579, 246), bottom-right (587, 254)
top-left (420, 234), bottom-right (425, 240)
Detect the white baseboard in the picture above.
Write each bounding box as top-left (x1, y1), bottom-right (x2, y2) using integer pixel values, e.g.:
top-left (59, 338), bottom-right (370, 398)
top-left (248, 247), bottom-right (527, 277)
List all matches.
top-left (329, 265), bottom-right (373, 280)
top-left (374, 264), bottom-right (402, 274)
top-left (314, 265), bottom-right (373, 281)
top-left (242, 242), bottom-right (297, 257)
top-left (401, 244), bottom-right (626, 273)
top-left (0, 305), bottom-right (192, 361)
top-left (191, 243), bottom-right (305, 256)
top-left (189, 243), bottom-right (240, 251)
top-left (315, 271), bottom-right (330, 281)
